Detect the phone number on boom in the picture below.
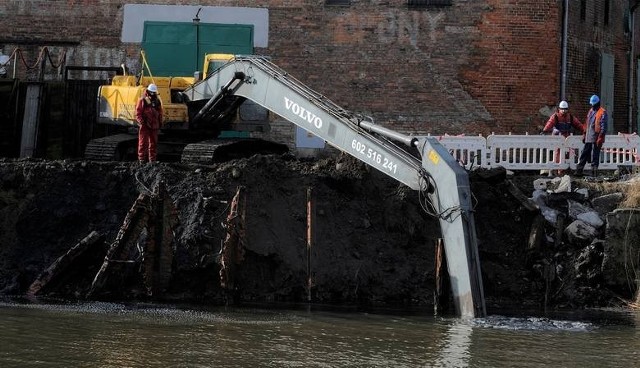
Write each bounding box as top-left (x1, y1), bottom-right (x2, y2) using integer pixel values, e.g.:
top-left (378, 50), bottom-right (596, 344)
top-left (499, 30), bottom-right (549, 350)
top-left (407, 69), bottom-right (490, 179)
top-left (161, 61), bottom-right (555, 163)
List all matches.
top-left (351, 139), bottom-right (398, 174)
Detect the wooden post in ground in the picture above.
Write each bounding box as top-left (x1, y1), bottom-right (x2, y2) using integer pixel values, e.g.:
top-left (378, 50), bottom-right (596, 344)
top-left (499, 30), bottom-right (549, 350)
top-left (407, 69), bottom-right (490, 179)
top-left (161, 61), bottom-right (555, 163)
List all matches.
top-left (87, 192), bottom-right (151, 298)
top-left (144, 181), bottom-right (179, 296)
top-left (27, 231), bottom-right (105, 296)
top-left (306, 187), bottom-right (315, 302)
top-left (19, 83), bottom-right (43, 158)
top-left (219, 186), bottom-right (246, 291)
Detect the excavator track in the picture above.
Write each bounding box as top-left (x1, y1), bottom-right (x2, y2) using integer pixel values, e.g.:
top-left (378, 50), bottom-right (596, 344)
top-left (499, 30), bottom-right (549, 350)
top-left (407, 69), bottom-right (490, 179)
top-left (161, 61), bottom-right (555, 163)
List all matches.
top-left (84, 133), bottom-right (137, 161)
top-left (181, 138), bottom-right (289, 165)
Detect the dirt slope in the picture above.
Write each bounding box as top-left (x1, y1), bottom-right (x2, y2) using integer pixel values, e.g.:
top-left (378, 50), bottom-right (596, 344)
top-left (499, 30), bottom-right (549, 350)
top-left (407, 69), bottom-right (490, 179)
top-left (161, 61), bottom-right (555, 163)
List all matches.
top-left (0, 155), bottom-right (617, 313)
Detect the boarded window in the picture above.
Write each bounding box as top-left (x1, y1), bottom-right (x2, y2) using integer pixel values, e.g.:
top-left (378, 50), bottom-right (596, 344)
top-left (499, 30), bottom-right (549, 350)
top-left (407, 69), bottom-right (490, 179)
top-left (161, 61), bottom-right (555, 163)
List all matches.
top-left (408, 0), bottom-right (452, 8)
top-left (325, 0), bottom-right (350, 6)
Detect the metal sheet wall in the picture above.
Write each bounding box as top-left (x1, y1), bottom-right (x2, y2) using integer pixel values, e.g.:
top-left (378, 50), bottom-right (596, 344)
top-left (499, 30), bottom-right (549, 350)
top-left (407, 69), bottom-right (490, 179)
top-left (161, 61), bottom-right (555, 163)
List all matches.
top-left (142, 21), bottom-right (254, 77)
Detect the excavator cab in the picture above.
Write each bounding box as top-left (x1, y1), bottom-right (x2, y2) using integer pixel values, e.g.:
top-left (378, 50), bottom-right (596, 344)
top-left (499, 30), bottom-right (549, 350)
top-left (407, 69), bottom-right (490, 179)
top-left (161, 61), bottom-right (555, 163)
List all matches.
top-left (202, 53), bottom-right (234, 79)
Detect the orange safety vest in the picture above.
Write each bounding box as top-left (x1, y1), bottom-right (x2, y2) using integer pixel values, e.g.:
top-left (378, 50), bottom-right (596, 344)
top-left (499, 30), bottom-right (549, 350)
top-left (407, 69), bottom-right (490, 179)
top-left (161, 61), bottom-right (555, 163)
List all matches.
top-left (593, 108), bottom-right (605, 134)
top-left (583, 107), bottom-right (606, 140)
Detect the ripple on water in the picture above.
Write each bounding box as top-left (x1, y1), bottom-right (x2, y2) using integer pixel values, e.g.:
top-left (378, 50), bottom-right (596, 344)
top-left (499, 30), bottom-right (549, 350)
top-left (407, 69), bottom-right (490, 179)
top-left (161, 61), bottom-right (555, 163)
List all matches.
top-left (473, 315), bottom-right (595, 332)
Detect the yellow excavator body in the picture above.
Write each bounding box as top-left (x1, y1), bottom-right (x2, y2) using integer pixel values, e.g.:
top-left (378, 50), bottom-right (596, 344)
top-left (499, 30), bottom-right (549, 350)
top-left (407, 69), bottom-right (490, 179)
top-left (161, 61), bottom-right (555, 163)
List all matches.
top-left (97, 53), bottom-right (234, 128)
top-left (87, 53), bottom-right (278, 162)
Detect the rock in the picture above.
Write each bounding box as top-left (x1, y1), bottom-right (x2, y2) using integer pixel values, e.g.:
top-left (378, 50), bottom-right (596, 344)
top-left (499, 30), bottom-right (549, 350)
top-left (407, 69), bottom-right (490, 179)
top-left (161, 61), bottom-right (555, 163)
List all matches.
top-left (567, 200), bottom-right (590, 218)
top-left (564, 220), bottom-right (598, 246)
top-left (575, 188), bottom-right (589, 200)
top-left (591, 192), bottom-right (623, 215)
top-left (576, 211), bottom-right (604, 228)
top-left (541, 206), bottom-right (560, 225)
top-left (533, 178), bottom-right (552, 190)
top-left (551, 175), bottom-right (572, 193)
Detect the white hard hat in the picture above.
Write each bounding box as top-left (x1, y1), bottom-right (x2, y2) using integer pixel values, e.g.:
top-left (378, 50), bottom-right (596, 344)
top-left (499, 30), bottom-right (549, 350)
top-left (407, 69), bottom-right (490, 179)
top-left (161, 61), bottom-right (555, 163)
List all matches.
top-left (558, 100), bottom-right (569, 109)
top-left (147, 83), bottom-right (158, 93)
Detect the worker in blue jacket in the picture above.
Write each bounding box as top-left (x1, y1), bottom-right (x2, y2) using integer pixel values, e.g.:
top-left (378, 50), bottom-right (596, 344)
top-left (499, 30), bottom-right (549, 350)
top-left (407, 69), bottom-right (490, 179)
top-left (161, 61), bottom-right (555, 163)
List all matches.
top-left (575, 95), bottom-right (607, 177)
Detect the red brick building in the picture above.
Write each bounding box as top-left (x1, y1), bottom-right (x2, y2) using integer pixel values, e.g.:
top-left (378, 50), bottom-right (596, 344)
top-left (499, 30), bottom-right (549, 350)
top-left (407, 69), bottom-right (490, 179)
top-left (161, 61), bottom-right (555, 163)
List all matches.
top-left (0, 0), bottom-right (638, 144)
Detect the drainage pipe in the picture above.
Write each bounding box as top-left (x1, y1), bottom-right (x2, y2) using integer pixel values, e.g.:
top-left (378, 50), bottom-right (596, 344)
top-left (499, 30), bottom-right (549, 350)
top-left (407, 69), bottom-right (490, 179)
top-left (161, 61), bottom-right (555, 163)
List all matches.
top-left (629, 3), bottom-right (639, 133)
top-left (560, 0), bottom-right (569, 100)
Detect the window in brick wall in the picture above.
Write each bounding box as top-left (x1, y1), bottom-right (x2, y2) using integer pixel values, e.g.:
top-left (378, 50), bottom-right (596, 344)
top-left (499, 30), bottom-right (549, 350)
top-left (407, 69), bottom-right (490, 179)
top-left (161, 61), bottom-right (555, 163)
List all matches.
top-left (325, 0), bottom-right (350, 6)
top-left (580, 0), bottom-right (586, 21)
top-left (408, 0), bottom-right (452, 8)
top-left (604, 0), bottom-right (610, 26)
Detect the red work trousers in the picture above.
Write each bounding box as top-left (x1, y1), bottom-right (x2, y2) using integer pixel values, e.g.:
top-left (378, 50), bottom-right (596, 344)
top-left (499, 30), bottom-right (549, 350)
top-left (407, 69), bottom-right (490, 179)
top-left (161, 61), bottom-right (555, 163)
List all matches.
top-left (138, 125), bottom-right (159, 162)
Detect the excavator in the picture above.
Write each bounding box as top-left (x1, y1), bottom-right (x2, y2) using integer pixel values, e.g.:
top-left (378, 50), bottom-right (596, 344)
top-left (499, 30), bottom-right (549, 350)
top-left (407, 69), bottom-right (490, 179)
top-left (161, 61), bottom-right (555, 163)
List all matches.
top-left (181, 55), bottom-right (487, 318)
top-left (85, 53), bottom-right (287, 162)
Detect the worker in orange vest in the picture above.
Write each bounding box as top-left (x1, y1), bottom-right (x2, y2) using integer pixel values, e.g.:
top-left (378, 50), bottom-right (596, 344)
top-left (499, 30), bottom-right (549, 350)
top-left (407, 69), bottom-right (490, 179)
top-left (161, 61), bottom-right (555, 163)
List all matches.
top-left (575, 95), bottom-right (607, 177)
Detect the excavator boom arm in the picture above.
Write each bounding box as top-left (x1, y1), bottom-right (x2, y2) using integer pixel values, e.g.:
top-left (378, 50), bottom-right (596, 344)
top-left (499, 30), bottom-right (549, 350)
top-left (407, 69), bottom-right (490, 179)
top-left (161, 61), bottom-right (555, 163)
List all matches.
top-left (184, 56), bottom-right (486, 318)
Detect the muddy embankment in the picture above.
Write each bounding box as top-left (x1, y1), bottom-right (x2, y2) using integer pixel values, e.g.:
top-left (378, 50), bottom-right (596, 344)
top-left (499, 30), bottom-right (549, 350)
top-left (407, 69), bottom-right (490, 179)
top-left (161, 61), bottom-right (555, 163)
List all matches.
top-left (0, 155), bottom-right (637, 313)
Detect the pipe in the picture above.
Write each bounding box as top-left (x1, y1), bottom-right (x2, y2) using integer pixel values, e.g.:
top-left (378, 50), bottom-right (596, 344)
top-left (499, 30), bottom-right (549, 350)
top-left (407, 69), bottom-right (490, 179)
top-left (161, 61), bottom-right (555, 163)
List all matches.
top-left (358, 120), bottom-right (417, 148)
top-left (560, 0), bottom-right (569, 100)
top-left (629, 3), bottom-right (639, 133)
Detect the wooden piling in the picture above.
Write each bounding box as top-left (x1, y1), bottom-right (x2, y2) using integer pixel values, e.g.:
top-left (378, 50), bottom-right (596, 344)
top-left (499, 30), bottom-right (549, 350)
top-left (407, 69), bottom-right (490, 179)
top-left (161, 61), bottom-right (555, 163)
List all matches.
top-left (219, 186), bottom-right (246, 290)
top-left (27, 231), bottom-right (104, 296)
top-left (306, 187), bottom-right (315, 302)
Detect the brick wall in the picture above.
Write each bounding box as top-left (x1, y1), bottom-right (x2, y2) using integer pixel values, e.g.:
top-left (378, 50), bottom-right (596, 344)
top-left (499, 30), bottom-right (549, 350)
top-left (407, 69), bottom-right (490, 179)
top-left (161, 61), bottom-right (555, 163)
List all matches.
top-left (566, 0), bottom-right (632, 132)
top-left (0, 0), bottom-right (634, 139)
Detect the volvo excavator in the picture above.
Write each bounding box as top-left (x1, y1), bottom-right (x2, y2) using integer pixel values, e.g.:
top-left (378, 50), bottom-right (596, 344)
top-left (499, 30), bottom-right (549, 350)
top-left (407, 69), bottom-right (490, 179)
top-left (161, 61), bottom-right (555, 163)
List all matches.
top-left (85, 53), bottom-right (287, 162)
top-left (181, 56), bottom-right (486, 318)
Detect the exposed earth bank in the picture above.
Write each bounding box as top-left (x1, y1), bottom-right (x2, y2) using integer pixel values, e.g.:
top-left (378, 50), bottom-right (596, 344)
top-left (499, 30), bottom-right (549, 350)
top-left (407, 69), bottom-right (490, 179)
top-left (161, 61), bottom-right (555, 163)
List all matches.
top-left (0, 155), bottom-right (635, 314)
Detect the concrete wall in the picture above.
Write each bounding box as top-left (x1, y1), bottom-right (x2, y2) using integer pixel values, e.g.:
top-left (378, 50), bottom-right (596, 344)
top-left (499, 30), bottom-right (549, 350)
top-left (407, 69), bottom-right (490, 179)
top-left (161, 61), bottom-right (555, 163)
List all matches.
top-left (0, 0), bottom-right (636, 140)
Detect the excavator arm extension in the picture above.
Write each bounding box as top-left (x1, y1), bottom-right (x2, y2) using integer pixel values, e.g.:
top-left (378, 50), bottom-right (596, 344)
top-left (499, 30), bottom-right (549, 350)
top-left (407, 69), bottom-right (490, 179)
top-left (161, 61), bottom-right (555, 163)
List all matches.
top-left (183, 56), bottom-right (486, 318)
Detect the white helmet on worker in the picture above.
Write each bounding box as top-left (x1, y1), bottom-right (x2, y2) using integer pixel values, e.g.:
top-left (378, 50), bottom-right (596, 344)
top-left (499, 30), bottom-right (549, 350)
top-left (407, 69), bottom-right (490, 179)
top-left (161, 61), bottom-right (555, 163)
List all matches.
top-left (558, 100), bottom-right (569, 109)
top-left (147, 83), bottom-right (158, 93)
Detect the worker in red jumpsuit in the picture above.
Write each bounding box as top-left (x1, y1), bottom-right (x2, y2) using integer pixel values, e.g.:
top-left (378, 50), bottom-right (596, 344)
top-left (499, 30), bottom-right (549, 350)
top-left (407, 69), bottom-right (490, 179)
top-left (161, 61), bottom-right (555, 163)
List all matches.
top-left (542, 100), bottom-right (583, 176)
top-left (135, 83), bottom-right (163, 162)
top-left (542, 100), bottom-right (583, 137)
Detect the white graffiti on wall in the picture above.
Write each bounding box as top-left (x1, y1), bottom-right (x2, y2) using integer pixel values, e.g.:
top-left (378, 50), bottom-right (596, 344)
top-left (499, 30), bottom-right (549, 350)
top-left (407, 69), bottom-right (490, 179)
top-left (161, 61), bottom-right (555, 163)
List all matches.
top-left (376, 11), bottom-right (445, 48)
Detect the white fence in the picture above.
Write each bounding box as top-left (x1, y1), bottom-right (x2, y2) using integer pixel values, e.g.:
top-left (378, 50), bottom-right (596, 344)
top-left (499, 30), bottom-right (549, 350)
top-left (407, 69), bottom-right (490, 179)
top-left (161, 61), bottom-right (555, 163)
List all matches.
top-left (424, 133), bottom-right (640, 171)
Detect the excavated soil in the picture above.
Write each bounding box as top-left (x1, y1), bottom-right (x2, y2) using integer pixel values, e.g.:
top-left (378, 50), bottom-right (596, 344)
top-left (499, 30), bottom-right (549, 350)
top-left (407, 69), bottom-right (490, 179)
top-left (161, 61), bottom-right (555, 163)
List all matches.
top-left (0, 154), bottom-right (622, 314)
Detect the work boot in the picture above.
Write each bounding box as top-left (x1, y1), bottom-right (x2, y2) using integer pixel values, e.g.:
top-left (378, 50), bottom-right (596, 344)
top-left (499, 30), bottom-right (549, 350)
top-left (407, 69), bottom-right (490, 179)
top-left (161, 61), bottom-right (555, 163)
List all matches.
top-left (574, 165), bottom-right (584, 177)
top-left (591, 167), bottom-right (598, 177)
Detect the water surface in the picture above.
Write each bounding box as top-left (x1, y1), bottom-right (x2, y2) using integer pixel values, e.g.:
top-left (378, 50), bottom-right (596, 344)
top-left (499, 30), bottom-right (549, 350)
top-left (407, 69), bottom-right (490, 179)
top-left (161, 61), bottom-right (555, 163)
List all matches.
top-left (0, 300), bottom-right (638, 367)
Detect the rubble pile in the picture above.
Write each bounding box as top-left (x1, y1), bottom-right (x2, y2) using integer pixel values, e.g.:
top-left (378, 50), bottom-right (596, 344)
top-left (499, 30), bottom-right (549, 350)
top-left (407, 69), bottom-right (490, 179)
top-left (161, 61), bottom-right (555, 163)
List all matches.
top-left (521, 175), bottom-right (640, 309)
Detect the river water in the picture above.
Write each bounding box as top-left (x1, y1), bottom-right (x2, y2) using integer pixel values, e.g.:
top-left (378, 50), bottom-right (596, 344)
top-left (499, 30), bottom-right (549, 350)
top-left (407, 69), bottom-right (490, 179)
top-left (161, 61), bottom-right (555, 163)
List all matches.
top-left (0, 300), bottom-right (638, 367)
